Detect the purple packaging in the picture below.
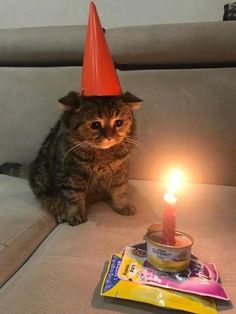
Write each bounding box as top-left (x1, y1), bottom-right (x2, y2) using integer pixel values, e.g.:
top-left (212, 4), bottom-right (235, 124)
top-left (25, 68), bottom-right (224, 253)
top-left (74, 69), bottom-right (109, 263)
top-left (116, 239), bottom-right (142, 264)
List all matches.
top-left (118, 242), bottom-right (230, 301)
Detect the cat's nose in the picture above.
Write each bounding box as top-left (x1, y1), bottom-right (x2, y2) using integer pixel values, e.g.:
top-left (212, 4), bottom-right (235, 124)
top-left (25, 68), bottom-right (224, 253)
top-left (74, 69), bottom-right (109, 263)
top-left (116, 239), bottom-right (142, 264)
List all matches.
top-left (106, 136), bottom-right (112, 142)
top-left (103, 128), bottom-right (113, 141)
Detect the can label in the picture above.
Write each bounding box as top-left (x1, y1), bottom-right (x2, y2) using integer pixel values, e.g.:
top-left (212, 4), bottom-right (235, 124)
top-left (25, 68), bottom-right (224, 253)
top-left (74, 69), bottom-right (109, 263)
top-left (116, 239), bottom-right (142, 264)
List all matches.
top-left (147, 245), bottom-right (190, 261)
top-left (145, 231), bottom-right (193, 272)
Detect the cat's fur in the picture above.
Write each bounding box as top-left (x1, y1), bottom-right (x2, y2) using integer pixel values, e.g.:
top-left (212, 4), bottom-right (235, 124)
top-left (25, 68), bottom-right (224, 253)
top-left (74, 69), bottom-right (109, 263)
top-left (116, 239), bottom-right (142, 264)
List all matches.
top-left (28, 91), bottom-right (141, 225)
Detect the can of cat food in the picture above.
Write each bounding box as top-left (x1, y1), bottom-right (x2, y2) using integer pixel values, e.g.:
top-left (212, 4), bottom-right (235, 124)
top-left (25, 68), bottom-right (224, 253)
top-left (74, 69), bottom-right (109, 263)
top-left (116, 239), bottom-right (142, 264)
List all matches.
top-left (145, 226), bottom-right (193, 272)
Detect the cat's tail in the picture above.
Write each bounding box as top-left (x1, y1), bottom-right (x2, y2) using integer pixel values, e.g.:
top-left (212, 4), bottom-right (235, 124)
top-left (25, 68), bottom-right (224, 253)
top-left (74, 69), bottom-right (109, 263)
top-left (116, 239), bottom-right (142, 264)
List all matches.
top-left (0, 162), bottom-right (29, 179)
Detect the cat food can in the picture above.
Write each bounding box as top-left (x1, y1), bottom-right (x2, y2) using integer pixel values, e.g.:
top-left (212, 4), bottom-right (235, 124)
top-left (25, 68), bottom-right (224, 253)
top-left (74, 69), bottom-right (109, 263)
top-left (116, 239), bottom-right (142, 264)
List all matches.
top-left (145, 229), bottom-right (193, 273)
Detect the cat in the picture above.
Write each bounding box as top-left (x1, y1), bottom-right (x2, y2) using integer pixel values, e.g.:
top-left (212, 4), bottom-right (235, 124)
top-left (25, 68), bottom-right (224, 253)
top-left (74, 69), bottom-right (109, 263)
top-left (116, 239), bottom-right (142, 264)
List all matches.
top-left (25, 91), bottom-right (142, 225)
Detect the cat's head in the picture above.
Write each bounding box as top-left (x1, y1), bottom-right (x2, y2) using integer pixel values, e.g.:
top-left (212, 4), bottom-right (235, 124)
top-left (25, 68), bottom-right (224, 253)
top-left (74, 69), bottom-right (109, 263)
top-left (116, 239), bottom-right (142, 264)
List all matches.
top-left (58, 91), bottom-right (142, 150)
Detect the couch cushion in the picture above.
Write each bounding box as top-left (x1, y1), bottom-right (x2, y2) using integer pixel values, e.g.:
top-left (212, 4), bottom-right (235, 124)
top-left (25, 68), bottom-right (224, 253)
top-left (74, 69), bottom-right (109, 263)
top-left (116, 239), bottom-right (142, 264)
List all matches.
top-left (0, 25), bottom-right (86, 66)
top-left (107, 21), bottom-right (236, 66)
top-left (118, 68), bottom-right (236, 186)
top-left (0, 66), bottom-right (236, 186)
top-left (0, 174), bottom-right (57, 287)
top-left (0, 66), bottom-right (80, 165)
top-left (0, 180), bottom-right (235, 313)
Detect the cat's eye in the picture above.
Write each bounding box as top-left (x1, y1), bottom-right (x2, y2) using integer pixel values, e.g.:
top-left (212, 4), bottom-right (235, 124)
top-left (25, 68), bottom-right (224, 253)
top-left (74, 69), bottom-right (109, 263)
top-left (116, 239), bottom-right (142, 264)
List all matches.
top-left (90, 121), bottom-right (101, 129)
top-left (114, 119), bottom-right (124, 127)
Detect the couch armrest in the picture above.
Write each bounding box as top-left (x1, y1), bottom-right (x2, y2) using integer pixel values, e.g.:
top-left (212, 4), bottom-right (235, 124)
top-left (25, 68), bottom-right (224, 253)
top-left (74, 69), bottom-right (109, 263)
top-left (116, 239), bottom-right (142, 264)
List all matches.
top-left (0, 25), bottom-right (86, 66)
top-left (107, 21), bottom-right (236, 67)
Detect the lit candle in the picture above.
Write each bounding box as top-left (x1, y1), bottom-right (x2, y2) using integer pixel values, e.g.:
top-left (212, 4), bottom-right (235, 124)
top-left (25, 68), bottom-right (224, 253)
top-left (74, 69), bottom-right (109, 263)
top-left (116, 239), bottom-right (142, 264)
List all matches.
top-left (162, 169), bottom-right (183, 246)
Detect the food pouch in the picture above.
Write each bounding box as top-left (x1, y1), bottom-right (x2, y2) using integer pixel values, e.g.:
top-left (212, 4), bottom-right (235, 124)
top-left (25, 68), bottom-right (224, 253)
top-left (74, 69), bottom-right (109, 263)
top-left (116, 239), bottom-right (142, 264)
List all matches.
top-left (118, 243), bottom-right (229, 301)
top-left (101, 254), bottom-right (217, 314)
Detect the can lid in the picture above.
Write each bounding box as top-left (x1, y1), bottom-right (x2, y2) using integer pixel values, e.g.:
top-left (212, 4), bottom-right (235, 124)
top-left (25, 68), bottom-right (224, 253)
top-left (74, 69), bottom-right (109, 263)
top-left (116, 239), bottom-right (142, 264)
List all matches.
top-left (145, 230), bottom-right (194, 249)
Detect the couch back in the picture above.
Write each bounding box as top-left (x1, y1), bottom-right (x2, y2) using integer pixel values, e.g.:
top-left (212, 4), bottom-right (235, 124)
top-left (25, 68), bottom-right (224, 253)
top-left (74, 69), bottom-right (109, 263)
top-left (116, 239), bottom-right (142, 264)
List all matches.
top-left (0, 22), bottom-right (236, 186)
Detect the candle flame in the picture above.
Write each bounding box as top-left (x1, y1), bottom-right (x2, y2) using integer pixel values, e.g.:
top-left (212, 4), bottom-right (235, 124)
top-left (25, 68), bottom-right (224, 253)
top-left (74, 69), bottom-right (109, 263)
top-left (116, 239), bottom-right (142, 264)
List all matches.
top-left (166, 168), bottom-right (184, 195)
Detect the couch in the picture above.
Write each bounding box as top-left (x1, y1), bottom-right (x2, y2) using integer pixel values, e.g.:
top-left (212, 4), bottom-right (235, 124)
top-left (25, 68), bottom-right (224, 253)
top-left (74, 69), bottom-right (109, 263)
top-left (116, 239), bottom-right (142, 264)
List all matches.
top-left (0, 21), bottom-right (236, 314)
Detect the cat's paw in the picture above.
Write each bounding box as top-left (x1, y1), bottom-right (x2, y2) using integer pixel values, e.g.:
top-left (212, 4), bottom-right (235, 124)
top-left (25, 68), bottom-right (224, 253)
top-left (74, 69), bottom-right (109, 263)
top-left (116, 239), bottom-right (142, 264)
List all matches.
top-left (56, 213), bottom-right (68, 224)
top-left (68, 212), bottom-right (87, 226)
top-left (113, 203), bottom-right (136, 216)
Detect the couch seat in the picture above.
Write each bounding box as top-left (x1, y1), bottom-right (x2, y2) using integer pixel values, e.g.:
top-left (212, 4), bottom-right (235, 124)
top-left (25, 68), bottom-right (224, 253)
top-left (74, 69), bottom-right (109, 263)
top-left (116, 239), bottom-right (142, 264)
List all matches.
top-left (0, 174), bottom-right (57, 287)
top-left (0, 177), bottom-right (235, 313)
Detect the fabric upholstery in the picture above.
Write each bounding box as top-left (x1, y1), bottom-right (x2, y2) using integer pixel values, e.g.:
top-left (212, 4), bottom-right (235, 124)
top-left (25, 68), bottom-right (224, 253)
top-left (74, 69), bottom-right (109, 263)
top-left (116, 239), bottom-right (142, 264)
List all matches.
top-left (0, 67), bottom-right (236, 185)
top-left (107, 21), bottom-right (236, 66)
top-left (1, 22), bottom-right (236, 67)
top-left (0, 25), bottom-right (86, 66)
top-left (0, 179), bottom-right (235, 313)
top-left (0, 175), bottom-right (57, 287)
top-left (119, 68), bottom-right (236, 186)
top-left (0, 66), bottom-right (78, 165)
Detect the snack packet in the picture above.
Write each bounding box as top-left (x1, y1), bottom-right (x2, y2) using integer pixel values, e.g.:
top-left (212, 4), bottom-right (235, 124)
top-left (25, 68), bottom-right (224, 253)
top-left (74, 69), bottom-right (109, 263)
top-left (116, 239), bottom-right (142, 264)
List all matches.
top-left (118, 243), bottom-right (229, 301)
top-left (101, 254), bottom-right (217, 314)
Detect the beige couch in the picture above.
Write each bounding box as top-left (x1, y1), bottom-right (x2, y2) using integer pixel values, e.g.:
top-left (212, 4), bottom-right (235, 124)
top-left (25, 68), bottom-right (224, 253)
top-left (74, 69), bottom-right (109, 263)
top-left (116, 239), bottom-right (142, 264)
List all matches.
top-left (0, 21), bottom-right (236, 313)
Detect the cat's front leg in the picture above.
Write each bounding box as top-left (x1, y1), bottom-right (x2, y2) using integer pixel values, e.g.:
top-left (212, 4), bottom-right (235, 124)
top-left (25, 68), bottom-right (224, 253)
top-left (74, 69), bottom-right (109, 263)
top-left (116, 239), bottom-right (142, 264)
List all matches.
top-left (110, 182), bottom-right (136, 216)
top-left (61, 187), bottom-right (87, 226)
top-left (67, 195), bottom-right (87, 226)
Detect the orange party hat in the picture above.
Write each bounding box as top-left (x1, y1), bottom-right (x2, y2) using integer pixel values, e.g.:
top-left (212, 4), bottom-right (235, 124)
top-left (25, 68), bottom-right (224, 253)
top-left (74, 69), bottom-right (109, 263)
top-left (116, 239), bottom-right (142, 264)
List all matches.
top-left (81, 1), bottom-right (122, 96)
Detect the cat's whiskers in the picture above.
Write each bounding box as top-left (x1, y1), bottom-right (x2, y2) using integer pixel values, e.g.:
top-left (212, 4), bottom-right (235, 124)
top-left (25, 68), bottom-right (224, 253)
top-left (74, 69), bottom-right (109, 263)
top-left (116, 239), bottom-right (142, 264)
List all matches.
top-left (123, 137), bottom-right (144, 150)
top-left (123, 136), bottom-right (151, 159)
top-left (63, 142), bottom-right (89, 162)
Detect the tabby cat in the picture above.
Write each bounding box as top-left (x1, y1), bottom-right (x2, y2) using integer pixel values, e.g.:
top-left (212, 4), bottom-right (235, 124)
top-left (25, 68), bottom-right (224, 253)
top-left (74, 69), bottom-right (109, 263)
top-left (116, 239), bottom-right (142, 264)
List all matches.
top-left (27, 91), bottom-right (141, 225)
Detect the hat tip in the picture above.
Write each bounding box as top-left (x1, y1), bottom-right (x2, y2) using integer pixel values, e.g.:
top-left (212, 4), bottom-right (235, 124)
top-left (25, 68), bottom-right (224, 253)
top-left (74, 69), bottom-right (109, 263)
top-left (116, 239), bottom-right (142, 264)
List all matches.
top-left (90, 1), bottom-right (95, 8)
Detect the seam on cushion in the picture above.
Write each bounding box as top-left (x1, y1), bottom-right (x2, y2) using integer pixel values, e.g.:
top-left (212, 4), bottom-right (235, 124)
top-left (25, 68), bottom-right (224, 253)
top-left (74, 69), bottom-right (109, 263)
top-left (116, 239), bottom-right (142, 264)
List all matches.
top-left (1, 212), bottom-right (54, 247)
top-left (0, 222), bottom-right (58, 288)
top-left (26, 225), bottom-right (62, 259)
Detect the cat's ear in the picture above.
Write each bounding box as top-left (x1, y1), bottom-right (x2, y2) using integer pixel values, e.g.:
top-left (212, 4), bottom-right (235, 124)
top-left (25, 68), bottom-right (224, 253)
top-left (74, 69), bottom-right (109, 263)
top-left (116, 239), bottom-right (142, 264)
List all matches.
top-left (58, 91), bottom-right (80, 111)
top-left (121, 91), bottom-right (142, 110)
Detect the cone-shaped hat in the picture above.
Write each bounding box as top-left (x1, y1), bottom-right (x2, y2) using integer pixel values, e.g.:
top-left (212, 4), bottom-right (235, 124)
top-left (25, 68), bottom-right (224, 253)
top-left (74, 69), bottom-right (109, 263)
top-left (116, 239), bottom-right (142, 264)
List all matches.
top-left (81, 2), bottom-right (122, 96)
